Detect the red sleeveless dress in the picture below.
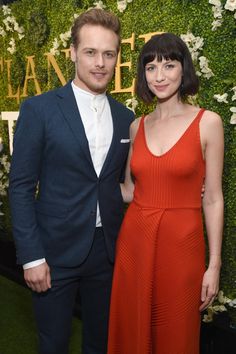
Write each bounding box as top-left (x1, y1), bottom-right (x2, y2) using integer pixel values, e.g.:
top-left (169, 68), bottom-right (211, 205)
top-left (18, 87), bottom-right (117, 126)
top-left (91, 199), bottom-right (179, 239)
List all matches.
top-left (107, 109), bottom-right (206, 354)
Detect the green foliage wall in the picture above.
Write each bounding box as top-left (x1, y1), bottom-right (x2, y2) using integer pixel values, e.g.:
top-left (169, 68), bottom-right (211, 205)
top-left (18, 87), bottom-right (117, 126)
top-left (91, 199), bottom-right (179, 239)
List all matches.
top-left (0, 0), bottom-right (235, 298)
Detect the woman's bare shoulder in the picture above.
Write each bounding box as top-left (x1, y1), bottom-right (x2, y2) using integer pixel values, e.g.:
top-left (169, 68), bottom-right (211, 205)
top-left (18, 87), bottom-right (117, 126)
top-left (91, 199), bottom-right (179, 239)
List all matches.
top-left (200, 109), bottom-right (224, 145)
top-left (201, 109), bottom-right (223, 128)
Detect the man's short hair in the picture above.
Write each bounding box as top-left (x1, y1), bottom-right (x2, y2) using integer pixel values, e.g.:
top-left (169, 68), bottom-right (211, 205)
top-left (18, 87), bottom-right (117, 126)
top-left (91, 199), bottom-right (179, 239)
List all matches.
top-left (71, 8), bottom-right (121, 50)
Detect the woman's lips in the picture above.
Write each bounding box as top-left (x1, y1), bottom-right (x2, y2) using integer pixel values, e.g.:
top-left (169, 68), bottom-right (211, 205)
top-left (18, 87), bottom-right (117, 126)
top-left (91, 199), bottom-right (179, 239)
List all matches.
top-left (153, 84), bottom-right (169, 91)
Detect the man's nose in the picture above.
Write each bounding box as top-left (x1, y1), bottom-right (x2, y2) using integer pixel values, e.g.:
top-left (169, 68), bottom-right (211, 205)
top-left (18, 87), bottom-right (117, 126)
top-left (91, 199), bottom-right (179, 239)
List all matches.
top-left (95, 53), bottom-right (105, 68)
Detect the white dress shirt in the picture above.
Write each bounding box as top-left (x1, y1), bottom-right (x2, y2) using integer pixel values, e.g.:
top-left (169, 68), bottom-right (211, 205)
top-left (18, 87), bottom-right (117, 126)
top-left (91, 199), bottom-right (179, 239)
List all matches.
top-left (23, 82), bottom-right (113, 270)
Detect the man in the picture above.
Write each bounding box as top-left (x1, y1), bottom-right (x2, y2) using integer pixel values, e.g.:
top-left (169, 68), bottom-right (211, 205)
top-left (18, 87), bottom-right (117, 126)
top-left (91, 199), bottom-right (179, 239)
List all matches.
top-left (9, 8), bottom-right (134, 354)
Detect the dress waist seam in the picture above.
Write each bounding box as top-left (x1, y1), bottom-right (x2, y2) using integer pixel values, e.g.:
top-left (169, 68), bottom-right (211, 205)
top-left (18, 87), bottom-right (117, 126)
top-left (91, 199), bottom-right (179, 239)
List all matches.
top-left (132, 201), bottom-right (201, 210)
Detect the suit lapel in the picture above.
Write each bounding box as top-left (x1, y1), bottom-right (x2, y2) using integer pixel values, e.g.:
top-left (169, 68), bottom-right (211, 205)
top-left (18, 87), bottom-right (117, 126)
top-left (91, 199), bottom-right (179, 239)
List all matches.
top-left (56, 84), bottom-right (121, 178)
top-left (56, 82), bottom-right (95, 172)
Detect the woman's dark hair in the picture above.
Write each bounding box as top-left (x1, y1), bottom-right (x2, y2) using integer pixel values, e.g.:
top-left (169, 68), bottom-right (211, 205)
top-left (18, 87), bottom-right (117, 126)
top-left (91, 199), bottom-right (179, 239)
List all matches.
top-left (136, 32), bottom-right (199, 103)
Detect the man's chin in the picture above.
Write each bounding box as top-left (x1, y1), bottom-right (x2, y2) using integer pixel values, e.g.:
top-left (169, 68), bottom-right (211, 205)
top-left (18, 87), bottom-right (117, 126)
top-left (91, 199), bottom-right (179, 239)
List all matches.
top-left (89, 83), bottom-right (108, 94)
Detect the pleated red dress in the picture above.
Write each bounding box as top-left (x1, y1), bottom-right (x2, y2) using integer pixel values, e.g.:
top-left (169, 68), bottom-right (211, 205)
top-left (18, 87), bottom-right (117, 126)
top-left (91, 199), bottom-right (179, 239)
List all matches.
top-left (107, 109), bottom-right (206, 354)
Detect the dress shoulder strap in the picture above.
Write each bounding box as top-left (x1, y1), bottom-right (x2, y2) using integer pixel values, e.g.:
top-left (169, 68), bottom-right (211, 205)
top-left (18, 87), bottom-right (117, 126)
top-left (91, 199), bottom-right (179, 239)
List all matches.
top-left (196, 108), bottom-right (205, 122)
top-left (132, 115), bottom-right (146, 144)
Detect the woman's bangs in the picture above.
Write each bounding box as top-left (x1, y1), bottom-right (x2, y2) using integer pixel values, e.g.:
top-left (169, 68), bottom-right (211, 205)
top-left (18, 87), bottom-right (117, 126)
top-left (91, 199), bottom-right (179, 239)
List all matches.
top-left (144, 41), bottom-right (183, 64)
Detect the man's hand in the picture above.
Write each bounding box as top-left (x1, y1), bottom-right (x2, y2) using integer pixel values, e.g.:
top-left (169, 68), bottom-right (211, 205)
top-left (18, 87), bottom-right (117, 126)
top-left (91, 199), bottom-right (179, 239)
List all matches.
top-left (24, 262), bottom-right (51, 293)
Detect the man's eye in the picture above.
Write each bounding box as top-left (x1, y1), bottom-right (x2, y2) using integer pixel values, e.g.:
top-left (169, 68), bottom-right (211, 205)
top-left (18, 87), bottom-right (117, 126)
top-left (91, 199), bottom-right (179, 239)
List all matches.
top-left (105, 52), bottom-right (116, 58)
top-left (86, 50), bottom-right (94, 56)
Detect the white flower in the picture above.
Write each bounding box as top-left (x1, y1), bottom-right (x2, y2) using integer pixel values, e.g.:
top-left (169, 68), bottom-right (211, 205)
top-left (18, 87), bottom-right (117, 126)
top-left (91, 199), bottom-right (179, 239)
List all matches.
top-left (199, 56), bottom-right (214, 79)
top-left (202, 290), bottom-right (235, 323)
top-left (9, 37), bottom-right (15, 45)
top-left (193, 36), bottom-right (204, 51)
top-left (213, 304), bottom-right (227, 312)
top-left (50, 38), bottom-right (60, 56)
top-left (0, 141), bottom-right (10, 201)
top-left (18, 33), bottom-right (25, 40)
top-left (2, 5), bottom-right (11, 16)
top-left (50, 47), bottom-right (60, 56)
top-left (0, 26), bottom-right (6, 37)
top-left (217, 290), bottom-right (232, 304)
top-left (51, 30), bottom-right (71, 52)
top-left (15, 23), bottom-right (24, 34)
top-left (209, 1), bottom-right (225, 30)
top-left (209, 0), bottom-right (222, 6)
top-left (117, 0), bottom-right (127, 12)
top-left (1, 156), bottom-right (10, 172)
top-left (181, 34), bottom-right (214, 79)
top-left (225, 0), bottom-right (236, 11)
top-left (181, 32), bottom-right (204, 62)
top-left (59, 31), bottom-right (71, 47)
top-left (230, 107), bottom-right (236, 124)
top-left (1, 11), bottom-right (25, 51)
top-left (125, 97), bottom-right (138, 113)
top-left (214, 93), bottom-right (228, 103)
top-left (212, 5), bottom-right (224, 18)
top-left (93, 1), bottom-right (106, 9)
top-left (7, 37), bottom-right (16, 54)
top-left (203, 312), bottom-right (214, 323)
top-left (0, 185), bottom-right (7, 196)
top-left (212, 19), bottom-right (223, 30)
top-left (189, 49), bottom-right (200, 62)
top-left (13, 21), bottom-right (20, 31)
top-left (116, 0), bottom-right (132, 12)
top-left (231, 86), bottom-right (236, 101)
top-left (3, 17), bottom-right (14, 32)
top-left (228, 299), bottom-right (236, 307)
top-left (181, 32), bottom-right (195, 43)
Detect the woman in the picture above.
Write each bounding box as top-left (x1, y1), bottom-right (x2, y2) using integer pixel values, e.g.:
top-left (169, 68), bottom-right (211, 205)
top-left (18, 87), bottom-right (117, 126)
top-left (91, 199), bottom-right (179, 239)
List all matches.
top-left (107, 33), bottom-right (224, 354)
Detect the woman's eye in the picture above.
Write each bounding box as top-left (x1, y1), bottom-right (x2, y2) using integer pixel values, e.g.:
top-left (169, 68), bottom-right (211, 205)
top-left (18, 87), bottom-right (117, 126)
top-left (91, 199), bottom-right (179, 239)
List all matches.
top-left (165, 64), bottom-right (174, 69)
top-left (146, 66), bottom-right (154, 71)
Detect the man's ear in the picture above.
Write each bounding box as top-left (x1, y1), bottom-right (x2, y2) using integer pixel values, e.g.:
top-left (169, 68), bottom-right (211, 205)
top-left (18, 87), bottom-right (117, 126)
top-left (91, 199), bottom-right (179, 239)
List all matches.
top-left (70, 44), bottom-right (76, 63)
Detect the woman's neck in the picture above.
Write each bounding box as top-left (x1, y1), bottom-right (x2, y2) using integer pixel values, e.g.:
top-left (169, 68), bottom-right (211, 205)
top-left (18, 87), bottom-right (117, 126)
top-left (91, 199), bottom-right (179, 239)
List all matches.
top-left (154, 97), bottom-right (186, 120)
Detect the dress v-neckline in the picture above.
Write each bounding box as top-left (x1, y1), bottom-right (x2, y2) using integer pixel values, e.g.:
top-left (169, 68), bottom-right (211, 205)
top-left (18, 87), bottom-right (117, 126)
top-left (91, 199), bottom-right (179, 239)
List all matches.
top-left (142, 109), bottom-right (204, 158)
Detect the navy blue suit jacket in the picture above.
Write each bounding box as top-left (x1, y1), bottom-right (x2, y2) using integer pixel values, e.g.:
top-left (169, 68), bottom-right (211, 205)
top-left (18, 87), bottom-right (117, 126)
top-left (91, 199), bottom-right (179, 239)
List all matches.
top-left (9, 82), bottom-right (134, 267)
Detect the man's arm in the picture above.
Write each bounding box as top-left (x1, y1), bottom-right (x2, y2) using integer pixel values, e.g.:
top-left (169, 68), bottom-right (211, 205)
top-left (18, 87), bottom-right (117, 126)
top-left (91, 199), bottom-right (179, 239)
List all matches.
top-left (9, 99), bottom-right (50, 291)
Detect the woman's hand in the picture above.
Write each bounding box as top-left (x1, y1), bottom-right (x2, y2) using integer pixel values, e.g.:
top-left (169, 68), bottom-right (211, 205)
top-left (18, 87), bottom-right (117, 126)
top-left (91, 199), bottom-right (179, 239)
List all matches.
top-left (199, 267), bottom-right (220, 312)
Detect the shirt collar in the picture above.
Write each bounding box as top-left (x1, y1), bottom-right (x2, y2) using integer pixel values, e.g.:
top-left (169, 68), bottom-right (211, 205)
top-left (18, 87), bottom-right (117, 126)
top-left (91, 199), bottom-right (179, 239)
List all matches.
top-left (72, 81), bottom-right (106, 99)
top-left (72, 81), bottom-right (107, 113)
